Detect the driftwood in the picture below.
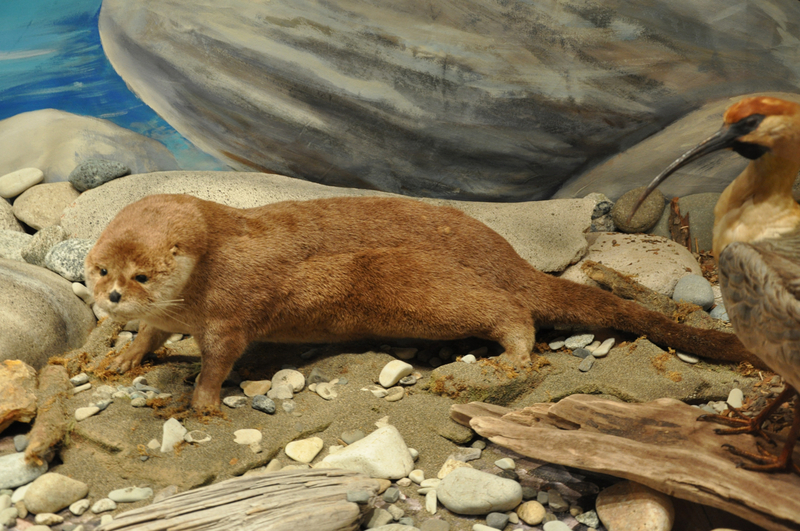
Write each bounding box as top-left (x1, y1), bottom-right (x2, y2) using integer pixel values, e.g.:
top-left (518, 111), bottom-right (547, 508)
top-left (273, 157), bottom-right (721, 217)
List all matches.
top-left (581, 259), bottom-right (680, 316)
top-left (668, 197), bottom-right (692, 252)
top-left (98, 469), bottom-right (386, 531)
top-left (451, 395), bottom-right (800, 531)
top-left (25, 365), bottom-right (70, 465)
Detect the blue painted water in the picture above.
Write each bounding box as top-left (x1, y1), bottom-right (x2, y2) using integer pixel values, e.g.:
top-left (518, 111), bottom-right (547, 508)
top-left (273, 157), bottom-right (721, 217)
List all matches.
top-left (0, 0), bottom-right (224, 170)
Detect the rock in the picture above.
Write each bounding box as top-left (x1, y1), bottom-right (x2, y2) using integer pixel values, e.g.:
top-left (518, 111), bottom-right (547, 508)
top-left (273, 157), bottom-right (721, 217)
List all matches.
top-left (60, 171), bottom-right (594, 273)
top-left (13, 435), bottom-right (28, 453)
top-left (572, 347), bottom-right (591, 359)
top-left (316, 382), bottom-right (338, 400)
top-left (34, 512), bottom-right (64, 525)
top-left (74, 406), bottom-right (100, 421)
top-left (69, 498), bottom-right (90, 516)
top-left (23, 473), bottom-right (88, 514)
top-left (252, 395), bottom-right (276, 414)
top-left (596, 481), bottom-right (674, 531)
top-left (0, 230), bottom-right (32, 261)
top-left (677, 352), bottom-right (699, 364)
top-left (426, 489), bottom-right (438, 514)
top-left (11, 182), bottom-right (80, 230)
top-left (108, 486), bottom-right (153, 503)
top-left (271, 369), bottom-right (305, 392)
top-left (184, 430), bottom-right (211, 444)
top-left (0, 168), bottom-right (44, 199)
top-left (285, 437), bottom-right (324, 463)
top-left (0, 200), bottom-right (23, 232)
top-left (494, 458), bottom-right (515, 470)
top-left (559, 233), bottom-right (702, 296)
top-left (437, 458), bottom-right (473, 479)
top-left (542, 522), bottom-right (571, 531)
top-left (517, 500), bottom-right (546, 525)
top-left (0, 453), bottom-right (48, 490)
top-left (564, 334), bottom-right (594, 350)
top-left (91, 498), bottom-right (117, 514)
top-left (21, 226), bottom-right (69, 267)
top-left (437, 467), bottom-right (522, 515)
top-left (241, 380), bottom-right (271, 397)
top-left (591, 338), bottom-right (615, 358)
top-left (222, 396), bottom-right (248, 408)
top-left (0, 110), bottom-right (177, 184)
top-left (72, 282), bottom-right (93, 304)
top-left (0, 360), bottom-right (37, 433)
top-left (0, 506), bottom-right (17, 526)
top-left (233, 429), bottom-right (262, 446)
top-left (649, 193), bottom-right (720, 254)
top-left (384, 387), bottom-right (404, 402)
top-left (161, 418), bottom-right (188, 453)
top-left (727, 388), bottom-right (744, 409)
top-left (409, 470), bottom-right (425, 484)
top-left (392, 347), bottom-right (418, 360)
top-left (548, 338), bottom-right (566, 350)
top-left (449, 447), bottom-right (481, 462)
top-left (672, 274), bottom-right (715, 310)
top-left (68, 159), bottom-right (131, 192)
top-left (611, 186), bottom-right (665, 233)
top-left (709, 303), bottom-right (729, 322)
top-left (461, 354), bottom-right (477, 364)
top-left (379, 360), bottom-right (414, 388)
top-left (578, 355), bottom-right (596, 372)
top-left (44, 239), bottom-right (94, 282)
top-left (486, 512), bottom-right (509, 529)
top-left (267, 383), bottom-right (294, 400)
top-left (575, 510), bottom-right (600, 528)
top-left (547, 490), bottom-right (568, 512)
top-left (317, 425), bottom-right (414, 479)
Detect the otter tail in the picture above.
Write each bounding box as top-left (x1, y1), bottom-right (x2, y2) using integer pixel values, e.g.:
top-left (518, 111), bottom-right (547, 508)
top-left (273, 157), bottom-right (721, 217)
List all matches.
top-left (525, 273), bottom-right (764, 368)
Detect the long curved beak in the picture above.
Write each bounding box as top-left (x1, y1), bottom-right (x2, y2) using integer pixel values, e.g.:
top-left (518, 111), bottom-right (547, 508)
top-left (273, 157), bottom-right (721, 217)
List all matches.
top-left (628, 123), bottom-right (742, 223)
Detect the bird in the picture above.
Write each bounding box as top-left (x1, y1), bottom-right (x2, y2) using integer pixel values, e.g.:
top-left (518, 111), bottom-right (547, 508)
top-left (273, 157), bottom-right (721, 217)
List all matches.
top-left (630, 95), bottom-right (800, 473)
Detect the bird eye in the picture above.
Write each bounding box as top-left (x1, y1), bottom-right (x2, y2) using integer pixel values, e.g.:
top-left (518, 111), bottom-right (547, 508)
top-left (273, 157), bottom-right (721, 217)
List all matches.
top-left (135, 274), bottom-right (148, 283)
top-left (100, 268), bottom-right (107, 276)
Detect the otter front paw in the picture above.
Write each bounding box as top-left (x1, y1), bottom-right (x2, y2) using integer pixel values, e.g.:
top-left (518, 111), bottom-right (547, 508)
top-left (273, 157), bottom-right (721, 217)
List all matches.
top-left (107, 352), bottom-right (140, 374)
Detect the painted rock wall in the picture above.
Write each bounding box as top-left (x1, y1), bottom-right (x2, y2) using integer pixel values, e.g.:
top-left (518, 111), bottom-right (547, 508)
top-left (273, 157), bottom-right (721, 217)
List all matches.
top-left (99, 0), bottom-right (800, 200)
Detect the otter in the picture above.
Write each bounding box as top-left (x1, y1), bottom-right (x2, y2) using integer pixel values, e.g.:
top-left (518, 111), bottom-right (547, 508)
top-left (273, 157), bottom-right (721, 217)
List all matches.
top-left (85, 194), bottom-right (759, 409)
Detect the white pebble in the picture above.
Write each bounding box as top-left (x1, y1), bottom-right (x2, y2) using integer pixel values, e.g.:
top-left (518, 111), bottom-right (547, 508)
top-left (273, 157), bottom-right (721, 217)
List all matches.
top-left (222, 396), bottom-right (248, 408)
top-left (72, 282), bottom-right (93, 304)
top-left (285, 437), bottom-right (324, 463)
top-left (91, 498), bottom-right (117, 514)
top-left (543, 521), bottom-right (572, 531)
top-left (0, 168), bottom-right (44, 198)
top-left (271, 369), bottom-right (305, 392)
top-left (408, 448), bottom-right (419, 460)
top-left (495, 457), bottom-right (515, 470)
top-left (165, 333), bottom-right (183, 343)
top-left (420, 478), bottom-right (441, 488)
top-left (727, 388), bottom-right (744, 409)
top-left (267, 383), bottom-right (294, 399)
top-left (71, 383), bottom-right (92, 395)
top-left (585, 340), bottom-right (601, 353)
top-left (70, 373), bottom-right (89, 386)
top-left (11, 485), bottom-right (29, 504)
top-left (184, 430), bottom-right (211, 444)
top-left (233, 429), bottom-right (262, 446)
top-left (69, 498), bottom-right (90, 516)
top-left (315, 382), bottom-right (338, 400)
top-left (564, 334), bottom-right (594, 349)
top-left (592, 338), bottom-right (615, 357)
top-left (425, 490), bottom-right (437, 514)
top-left (108, 486), bottom-right (153, 503)
top-left (392, 347), bottom-right (418, 360)
top-left (147, 439), bottom-right (161, 450)
top-left (461, 354), bottom-right (477, 364)
top-left (409, 469), bottom-right (425, 484)
top-left (75, 406), bottom-right (100, 421)
top-left (161, 418), bottom-right (188, 453)
top-left (676, 352), bottom-right (699, 364)
top-left (101, 514), bottom-right (114, 525)
top-left (548, 337), bottom-right (566, 350)
top-left (130, 397), bottom-right (147, 407)
top-left (35, 512), bottom-right (64, 525)
top-left (397, 478), bottom-right (412, 487)
top-left (379, 360), bottom-right (414, 388)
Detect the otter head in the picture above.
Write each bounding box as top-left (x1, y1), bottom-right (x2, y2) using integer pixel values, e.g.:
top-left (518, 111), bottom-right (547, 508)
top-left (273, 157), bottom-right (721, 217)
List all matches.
top-left (85, 195), bottom-right (207, 326)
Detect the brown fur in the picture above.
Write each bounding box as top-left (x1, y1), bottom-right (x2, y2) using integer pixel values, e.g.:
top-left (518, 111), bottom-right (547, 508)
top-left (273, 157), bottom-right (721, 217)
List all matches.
top-left (85, 194), bottom-right (761, 409)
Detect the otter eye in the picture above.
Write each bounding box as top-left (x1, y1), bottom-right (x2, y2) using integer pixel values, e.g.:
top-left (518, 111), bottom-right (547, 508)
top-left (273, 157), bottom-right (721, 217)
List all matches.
top-left (135, 274), bottom-right (148, 283)
top-left (100, 268), bottom-right (107, 276)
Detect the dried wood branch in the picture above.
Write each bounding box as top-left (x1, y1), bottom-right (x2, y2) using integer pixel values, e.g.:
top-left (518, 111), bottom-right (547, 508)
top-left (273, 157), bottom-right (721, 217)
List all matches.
top-left (25, 365), bottom-right (70, 465)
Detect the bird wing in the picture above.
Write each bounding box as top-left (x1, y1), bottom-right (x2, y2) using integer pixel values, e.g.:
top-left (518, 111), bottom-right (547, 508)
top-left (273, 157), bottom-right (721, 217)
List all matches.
top-left (719, 236), bottom-right (800, 389)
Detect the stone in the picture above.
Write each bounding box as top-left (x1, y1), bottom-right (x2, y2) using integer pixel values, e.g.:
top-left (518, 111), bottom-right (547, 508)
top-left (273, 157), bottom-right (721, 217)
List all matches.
top-left (494, 458), bottom-right (515, 470)
top-left (392, 347), bottom-right (418, 360)
top-left (0, 200), bottom-right (23, 232)
top-left (596, 481), bottom-right (674, 531)
top-left (548, 337), bottom-right (566, 350)
top-left (13, 435), bottom-right (28, 453)
top-left (161, 418), bottom-right (188, 452)
top-left (23, 473), bottom-right (88, 514)
top-left (449, 447), bottom-right (481, 462)
top-left (672, 274), bottom-right (715, 310)
top-left (68, 159), bottom-right (131, 192)
top-left (184, 430), bottom-right (211, 444)
top-left (91, 498), bottom-right (117, 514)
top-left (437, 467), bottom-right (523, 515)
top-left (709, 303), bottom-right (729, 322)
top-left (384, 387), bottom-right (404, 402)
top-left (44, 239), bottom-right (94, 281)
top-left (727, 388), bottom-right (744, 409)
top-left (11, 182), bottom-right (80, 230)
top-left (592, 338), bottom-right (615, 358)
top-left (0, 507), bottom-right (17, 526)
top-left (252, 395), bottom-right (276, 414)
top-left (316, 382), bottom-right (338, 400)
top-left (379, 360), bottom-right (414, 388)
top-left (578, 355), bottom-right (596, 372)
top-left (0, 229), bottom-right (31, 261)
top-left (271, 369), bottom-right (305, 392)
top-left (34, 512), bottom-right (63, 525)
top-left (649, 193), bottom-right (719, 254)
top-left (317, 425), bottom-right (414, 479)
top-left (0, 168), bottom-right (44, 199)
top-left (420, 521), bottom-right (449, 531)
top-left (60, 171), bottom-right (594, 273)
top-left (346, 490), bottom-right (372, 504)
top-left (285, 437), bottom-right (324, 463)
top-left (367, 507), bottom-right (394, 528)
top-left (0, 452), bottom-right (47, 490)
top-left (20, 225), bottom-right (69, 267)
top-left (437, 458), bottom-right (473, 479)
top-left (564, 334), bottom-right (594, 349)
top-left (409, 470), bottom-right (425, 484)
top-left (11, 484), bottom-right (30, 503)
top-left (0, 109), bottom-right (177, 184)
top-left (543, 522), bottom-right (571, 531)
top-left (517, 500), bottom-right (546, 525)
top-left (426, 490), bottom-right (437, 514)
top-left (233, 429), bottom-right (262, 446)
top-left (575, 510), bottom-right (600, 528)
top-left (572, 347), bottom-right (591, 359)
top-left (222, 396), bottom-right (248, 408)
top-left (0, 360), bottom-right (37, 434)
top-left (241, 380), bottom-right (271, 397)
top-left (108, 486), bottom-right (153, 503)
top-left (547, 490), bottom-right (568, 512)
top-left (69, 499), bottom-right (90, 516)
top-left (559, 232), bottom-right (702, 296)
top-left (75, 406), bottom-right (100, 421)
top-left (267, 383), bottom-right (294, 400)
top-left (677, 352), bottom-right (699, 364)
top-left (611, 186), bottom-right (665, 233)
top-left (486, 512), bottom-right (509, 529)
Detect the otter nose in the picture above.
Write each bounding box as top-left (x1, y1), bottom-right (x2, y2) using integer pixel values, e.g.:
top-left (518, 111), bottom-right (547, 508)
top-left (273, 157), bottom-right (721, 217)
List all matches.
top-left (109, 290), bottom-right (121, 303)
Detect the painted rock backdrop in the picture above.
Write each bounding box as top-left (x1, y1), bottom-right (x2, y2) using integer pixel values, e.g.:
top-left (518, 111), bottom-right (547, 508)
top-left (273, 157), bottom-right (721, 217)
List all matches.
top-left (98, 0), bottom-right (800, 200)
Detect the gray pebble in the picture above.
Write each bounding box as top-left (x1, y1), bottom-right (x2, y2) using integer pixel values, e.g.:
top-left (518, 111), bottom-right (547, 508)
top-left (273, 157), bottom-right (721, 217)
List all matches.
top-left (578, 355), bottom-right (596, 372)
top-left (337, 377), bottom-right (348, 385)
top-left (564, 334), bottom-right (594, 349)
top-left (547, 490), bottom-right (569, 512)
top-left (44, 239), bottom-right (94, 282)
top-left (13, 435), bottom-right (28, 453)
top-left (572, 347), bottom-right (591, 359)
top-left (382, 486), bottom-right (401, 503)
top-left (282, 400), bottom-right (296, 414)
top-left (575, 509), bottom-right (600, 528)
top-left (366, 507), bottom-right (393, 528)
top-left (307, 367), bottom-right (329, 384)
top-left (341, 429), bottom-right (366, 445)
top-left (710, 303), bottom-right (729, 322)
top-left (70, 373), bottom-right (89, 386)
top-left (399, 375), bottom-right (417, 386)
top-left (521, 486), bottom-right (537, 500)
top-left (537, 491), bottom-right (549, 505)
top-left (398, 517), bottom-right (416, 526)
top-left (486, 512), bottom-right (509, 529)
top-left (68, 159), bottom-right (131, 192)
top-left (21, 225), bottom-right (68, 266)
top-left (252, 395), bottom-right (276, 414)
top-left (90, 498), bottom-right (117, 513)
top-left (673, 274), bottom-right (715, 310)
top-left (448, 447), bottom-right (481, 462)
top-left (222, 396), bottom-right (248, 408)
top-left (612, 186), bottom-right (665, 233)
top-left (94, 399), bottom-right (113, 411)
top-left (471, 440), bottom-right (486, 450)
top-left (346, 489), bottom-right (372, 504)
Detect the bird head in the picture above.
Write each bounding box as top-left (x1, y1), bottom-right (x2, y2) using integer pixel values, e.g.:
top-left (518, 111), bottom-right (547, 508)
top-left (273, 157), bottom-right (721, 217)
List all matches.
top-left (629, 96), bottom-right (800, 222)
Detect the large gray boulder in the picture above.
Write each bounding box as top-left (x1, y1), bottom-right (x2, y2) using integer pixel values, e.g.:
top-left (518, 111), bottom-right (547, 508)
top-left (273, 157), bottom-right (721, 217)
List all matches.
top-left (0, 109), bottom-right (179, 184)
top-left (60, 171), bottom-right (594, 272)
top-left (0, 259), bottom-right (96, 369)
top-left (98, 0), bottom-right (800, 200)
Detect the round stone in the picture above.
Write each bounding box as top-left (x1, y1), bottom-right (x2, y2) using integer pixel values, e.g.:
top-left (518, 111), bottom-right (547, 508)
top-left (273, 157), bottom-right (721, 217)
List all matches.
top-left (379, 360), bottom-right (414, 388)
top-left (267, 383), bottom-right (294, 400)
top-left (0, 168), bottom-right (44, 199)
top-left (0, 453), bottom-right (48, 490)
top-left (44, 239), bottom-right (94, 282)
top-left (234, 429), bottom-right (262, 446)
top-left (252, 395), bottom-right (276, 414)
top-left (69, 498), bottom-right (90, 516)
top-left (437, 467), bottom-right (523, 515)
top-left (316, 382), bottom-right (338, 400)
top-left (184, 430), bottom-right (211, 444)
top-left (596, 481), bottom-right (674, 531)
top-left (494, 458), bottom-right (515, 470)
top-left (709, 303), bottom-right (729, 322)
top-left (68, 159), bottom-right (131, 192)
top-left (23, 473), bottom-right (88, 514)
top-left (611, 186), bottom-right (665, 233)
top-left (543, 521), bottom-right (571, 531)
top-left (564, 334), bottom-right (594, 349)
top-left (222, 396), bottom-right (248, 408)
top-left (241, 380), bottom-right (271, 397)
top-left (672, 274), bottom-right (715, 310)
top-left (409, 470), bottom-right (425, 484)
top-left (271, 369), bottom-right (305, 392)
top-left (384, 386), bottom-right (405, 402)
top-left (91, 498), bottom-right (117, 514)
top-left (285, 437), bottom-right (324, 463)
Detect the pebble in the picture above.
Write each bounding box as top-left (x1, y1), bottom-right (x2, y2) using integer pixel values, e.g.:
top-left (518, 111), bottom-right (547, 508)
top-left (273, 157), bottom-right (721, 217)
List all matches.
top-left (461, 354), bottom-right (477, 364)
top-left (383, 486), bottom-right (401, 503)
top-left (409, 470), bottom-right (425, 484)
top-left (108, 486), bottom-right (153, 503)
top-left (710, 303), bottom-right (729, 321)
top-left (267, 383), bottom-right (294, 400)
top-left (222, 396), bottom-right (248, 408)
top-left (91, 498), bottom-right (117, 514)
top-left (547, 490), bottom-right (569, 512)
top-left (409, 448), bottom-right (419, 460)
top-left (285, 437), bottom-right (324, 463)
top-left (494, 458), bottom-right (515, 470)
top-left (94, 399), bottom-right (113, 411)
top-left (572, 348), bottom-right (591, 359)
top-left (425, 490), bottom-right (438, 514)
top-left (271, 369), bottom-right (305, 392)
top-left (420, 479), bottom-right (441, 489)
top-left (387, 504), bottom-right (405, 520)
top-left (727, 388), bottom-right (744, 409)
top-left (548, 337), bottom-right (566, 350)
top-left (537, 491), bottom-right (549, 505)
top-left (234, 429), bottom-right (262, 446)
top-left (12, 435), bottom-right (28, 453)
top-left (34, 512), bottom-right (64, 525)
top-left (473, 525), bottom-right (497, 531)
top-left (131, 397), bottom-right (147, 407)
top-left (576, 509), bottom-right (600, 528)
top-left (672, 274), bottom-right (715, 310)
top-left (0, 495), bottom-right (8, 510)
top-left (23, 473), bottom-right (88, 514)
top-left (184, 430), bottom-right (211, 444)
top-left (252, 395), bottom-right (276, 414)
top-left (578, 355), bottom-right (596, 372)
top-left (44, 239), bottom-right (94, 282)
top-left (472, 440), bottom-right (487, 450)
top-left (68, 159), bottom-right (131, 192)
top-left (379, 360), bottom-right (414, 388)
top-left (161, 418), bottom-right (188, 452)
top-left (436, 467), bottom-right (522, 515)
top-left (449, 447), bottom-right (481, 462)
top-left (22, 225), bottom-right (69, 266)
top-left (70, 373), bottom-right (89, 386)
top-left (341, 429), bottom-right (366, 444)
top-left (591, 338), bottom-right (615, 357)
top-left (12, 181), bottom-right (80, 230)
top-left (0, 452), bottom-right (48, 490)
top-left (69, 499), bottom-right (90, 516)
top-left (543, 521), bottom-right (571, 531)
top-left (346, 490), bottom-right (372, 504)
top-left (393, 347), bottom-right (418, 360)
top-left (0, 507), bottom-right (17, 526)
top-left (420, 521), bottom-right (449, 531)
top-left (318, 425), bottom-right (414, 479)
top-left (596, 481), bottom-right (674, 531)
top-left (316, 382), bottom-right (338, 400)
top-left (564, 334), bottom-right (594, 349)
top-left (399, 375), bottom-right (417, 386)
top-left (0, 168), bottom-right (44, 199)
top-left (486, 512), bottom-right (509, 529)
top-left (677, 352), bottom-right (700, 364)
top-left (396, 477), bottom-right (412, 487)
top-left (385, 386), bottom-right (405, 402)
top-left (0, 229), bottom-right (32, 261)
top-left (71, 383), bottom-right (92, 395)
top-left (241, 380), bottom-right (271, 397)
top-left (72, 282), bottom-right (93, 304)
top-left (611, 186), bottom-right (665, 233)
top-left (437, 458), bottom-right (473, 478)
top-left (367, 507), bottom-right (394, 528)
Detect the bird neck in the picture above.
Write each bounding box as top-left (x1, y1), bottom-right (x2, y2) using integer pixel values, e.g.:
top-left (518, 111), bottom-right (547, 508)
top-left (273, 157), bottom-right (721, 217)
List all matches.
top-left (713, 153), bottom-right (800, 258)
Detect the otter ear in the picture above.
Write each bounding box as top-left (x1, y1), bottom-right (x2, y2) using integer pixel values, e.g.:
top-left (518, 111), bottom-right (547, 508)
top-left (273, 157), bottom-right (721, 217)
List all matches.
top-left (170, 245), bottom-right (180, 256)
